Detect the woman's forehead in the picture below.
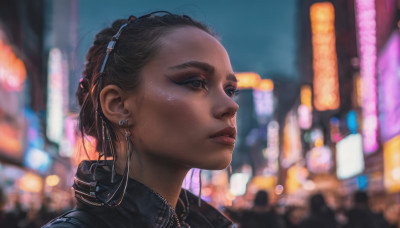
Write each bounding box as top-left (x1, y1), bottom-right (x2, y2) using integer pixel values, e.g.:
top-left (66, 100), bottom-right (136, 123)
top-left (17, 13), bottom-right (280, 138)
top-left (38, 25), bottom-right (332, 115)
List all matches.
top-left (159, 26), bottom-right (221, 51)
top-left (154, 26), bottom-right (230, 67)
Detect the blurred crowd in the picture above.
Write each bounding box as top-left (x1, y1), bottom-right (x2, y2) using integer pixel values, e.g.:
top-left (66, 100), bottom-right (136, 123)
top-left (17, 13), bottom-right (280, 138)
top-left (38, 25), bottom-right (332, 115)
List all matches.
top-left (224, 190), bottom-right (400, 228)
top-left (0, 188), bottom-right (74, 228)
top-left (1, 186), bottom-right (400, 228)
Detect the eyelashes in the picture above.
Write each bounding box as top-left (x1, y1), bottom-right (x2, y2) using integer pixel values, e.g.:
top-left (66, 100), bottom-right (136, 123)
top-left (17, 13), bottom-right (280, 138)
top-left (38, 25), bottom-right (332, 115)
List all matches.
top-left (182, 78), bottom-right (208, 90)
top-left (172, 75), bottom-right (239, 99)
top-left (225, 88), bottom-right (240, 98)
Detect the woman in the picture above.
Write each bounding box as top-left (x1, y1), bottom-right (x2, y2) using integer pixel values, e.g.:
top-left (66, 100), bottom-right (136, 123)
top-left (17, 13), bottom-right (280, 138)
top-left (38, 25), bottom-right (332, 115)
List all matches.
top-left (43, 11), bottom-right (238, 228)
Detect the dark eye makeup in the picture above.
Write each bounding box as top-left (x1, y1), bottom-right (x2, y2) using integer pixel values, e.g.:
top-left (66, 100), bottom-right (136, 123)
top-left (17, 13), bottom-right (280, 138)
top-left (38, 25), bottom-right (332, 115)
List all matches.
top-left (166, 72), bottom-right (239, 100)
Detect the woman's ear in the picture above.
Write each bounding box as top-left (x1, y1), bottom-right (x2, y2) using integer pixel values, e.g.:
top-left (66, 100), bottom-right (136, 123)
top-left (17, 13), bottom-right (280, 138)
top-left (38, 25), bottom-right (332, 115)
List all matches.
top-left (100, 85), bottom-right (132, 125)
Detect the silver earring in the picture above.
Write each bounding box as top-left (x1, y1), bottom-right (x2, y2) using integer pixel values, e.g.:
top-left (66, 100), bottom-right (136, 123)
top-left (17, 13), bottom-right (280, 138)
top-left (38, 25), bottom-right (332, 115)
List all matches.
top-left (198, 169), bottom-right (202, 207)
top-left (101, 120), bottom-right (133, 207)
top-left (119, 119), bottom-right (128, 126)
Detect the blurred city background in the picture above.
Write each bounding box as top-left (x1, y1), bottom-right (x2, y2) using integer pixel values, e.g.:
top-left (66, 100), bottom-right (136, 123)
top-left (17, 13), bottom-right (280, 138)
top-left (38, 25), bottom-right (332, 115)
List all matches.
top-left (0, 0), bottom-right (400, 227)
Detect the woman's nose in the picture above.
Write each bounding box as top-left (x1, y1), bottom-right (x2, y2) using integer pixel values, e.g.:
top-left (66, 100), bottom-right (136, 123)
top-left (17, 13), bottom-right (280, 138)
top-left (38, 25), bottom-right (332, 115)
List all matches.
top-left (212, 92), bottom-right (239, 119)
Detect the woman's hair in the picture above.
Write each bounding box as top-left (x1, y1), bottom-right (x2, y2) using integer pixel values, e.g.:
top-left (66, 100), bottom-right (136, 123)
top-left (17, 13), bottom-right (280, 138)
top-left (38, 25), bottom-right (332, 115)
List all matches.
top-left (77, 12), bottom-right (214, 154)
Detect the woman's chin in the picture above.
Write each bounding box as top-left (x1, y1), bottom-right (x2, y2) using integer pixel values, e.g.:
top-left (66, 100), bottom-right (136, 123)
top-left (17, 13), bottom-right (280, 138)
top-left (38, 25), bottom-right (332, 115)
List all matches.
top-left (197, 156), bottom-right (232, 170)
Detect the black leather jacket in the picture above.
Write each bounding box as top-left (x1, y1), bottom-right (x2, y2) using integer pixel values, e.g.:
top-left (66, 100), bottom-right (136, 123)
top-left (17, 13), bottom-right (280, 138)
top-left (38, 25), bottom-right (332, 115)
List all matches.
top-left (43, 161), bottom-right (234, 228)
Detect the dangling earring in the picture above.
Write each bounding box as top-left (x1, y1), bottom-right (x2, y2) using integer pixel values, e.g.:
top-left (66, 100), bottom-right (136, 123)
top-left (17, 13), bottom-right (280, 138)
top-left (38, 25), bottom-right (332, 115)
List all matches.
top-left (198, 169), bottom-right (202, 207)
top-left (94, 118), bottom-right (116, 181)
top-left (102, 119), bottom-right (133, 207)
top-left (105, 120), bottom-right (117, 183)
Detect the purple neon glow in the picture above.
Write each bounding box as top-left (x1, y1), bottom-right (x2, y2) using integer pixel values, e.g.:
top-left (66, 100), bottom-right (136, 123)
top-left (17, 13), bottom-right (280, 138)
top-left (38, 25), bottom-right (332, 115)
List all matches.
top-left (355, 0), bottom-right (378, 153)
top-left (182, 168), bottom-right (201, 195)
top-left (378, 32), bottom-right (400, 142)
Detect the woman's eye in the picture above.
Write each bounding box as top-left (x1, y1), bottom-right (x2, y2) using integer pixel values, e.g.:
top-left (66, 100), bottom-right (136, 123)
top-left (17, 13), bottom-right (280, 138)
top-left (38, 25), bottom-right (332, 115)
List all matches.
top-left (186, 79), bottom-right (207, 90)
top-left (189, 80), bottom-right (204, 88)
top-left (225, 88), bottom-right (239, 98)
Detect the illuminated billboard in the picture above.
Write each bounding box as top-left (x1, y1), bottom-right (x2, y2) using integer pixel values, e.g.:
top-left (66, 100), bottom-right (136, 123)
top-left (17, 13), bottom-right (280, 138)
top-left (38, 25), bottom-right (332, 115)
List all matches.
top-left (24, 148), bottom-right (52, 173)
top-left (282, 110), bottom-right (302, 168)
top-left (236, 72), bottom-right (261, 89)
top-left (0, 32), bottom-right (26, 163)
top-left (0, 33), bottom-right (27, 91)
top-left (378, 31), bottom-right (400, 143)
top-left (23, 108), bottom-right (52, 173)
top-left (46, 48), bottom-right (69, 144)
top-left (310, 2), bottom-right (340, 111)
top-left (384, 135), bottom-right (400, 193)
top-left (336, 134), bottom-right (364, 179)
top-left (307, 146), bottom-right (333, 174)
top-left (355, 0), bottom-right (379, 153)
top-left (253, 79), bottom-right (274, 123)
top-left (264, 120), bottom-right (279, 175)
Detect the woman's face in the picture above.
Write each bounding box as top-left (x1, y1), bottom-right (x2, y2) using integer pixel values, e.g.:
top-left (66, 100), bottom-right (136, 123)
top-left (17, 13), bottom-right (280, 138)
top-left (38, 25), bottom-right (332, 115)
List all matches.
top-left (128, 26), bottom-right (238, 170)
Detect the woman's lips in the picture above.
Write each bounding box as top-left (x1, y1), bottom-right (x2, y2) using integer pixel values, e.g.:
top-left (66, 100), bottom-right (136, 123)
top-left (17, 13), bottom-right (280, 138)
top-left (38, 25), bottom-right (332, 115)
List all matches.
top-left (210, 127), bottom-right (236, 146)
top-left (210, 135), bottom-right (236, 145)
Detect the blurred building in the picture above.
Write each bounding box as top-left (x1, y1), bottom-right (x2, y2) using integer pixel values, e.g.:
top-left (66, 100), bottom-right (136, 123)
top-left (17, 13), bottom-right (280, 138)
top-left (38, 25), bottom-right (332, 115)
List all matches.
top-left (290, 0), bottom-right (400, 207)
top-left (0, 0), bottom-right (77, 212)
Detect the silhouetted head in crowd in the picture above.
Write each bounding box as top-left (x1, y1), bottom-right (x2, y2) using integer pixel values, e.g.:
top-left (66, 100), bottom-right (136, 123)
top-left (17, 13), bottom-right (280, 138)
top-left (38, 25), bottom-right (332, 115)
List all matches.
top-left (0, 187), bottom-right (4, 210)
top-left (352, 190), bottom-right (369, 208)
top-left (309, 193), bottom-right (328, 213)
top-left (254, 190), bottom-right (269, 207)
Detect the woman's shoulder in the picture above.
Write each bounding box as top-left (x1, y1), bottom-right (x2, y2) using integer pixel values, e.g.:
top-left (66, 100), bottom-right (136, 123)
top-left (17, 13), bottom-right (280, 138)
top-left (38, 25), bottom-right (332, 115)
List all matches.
top-left (42, 206), bottom-right (151, 228)
top-left (42, 209), bottom-right (108, 228)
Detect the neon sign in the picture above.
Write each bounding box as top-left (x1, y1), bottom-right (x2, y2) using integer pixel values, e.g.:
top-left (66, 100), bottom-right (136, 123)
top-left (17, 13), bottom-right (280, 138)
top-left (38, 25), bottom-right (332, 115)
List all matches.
top-left (301, 85), bottom-right (312, 110)
top-left (384, 135), bottom-right (400, 193)
top-left (378, 32), bottom-right (400, 143)
top-left (264, 121), bottom-right (279, 175)
top-left (282, 110), bottom-right (302, 168)
top-left (0, 34), bottom-right (27, 91)
top-left (46, 48), bottom-right (68, 144)
top-left (355, 0), bottom-right (378, 153)
top-left (236, 72), bottom-right (261, 89)
top-left (253, 79), bottom-right (274, 123)
top-left (336, 134), bottom-right (365, 179)
top-left (310, 2), bottom-right (340, 111)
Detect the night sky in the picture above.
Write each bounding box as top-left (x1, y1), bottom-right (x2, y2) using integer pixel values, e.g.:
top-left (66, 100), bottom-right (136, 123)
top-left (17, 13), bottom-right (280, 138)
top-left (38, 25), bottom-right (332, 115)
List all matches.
top-left (78, 0), bottom-right (298, 79)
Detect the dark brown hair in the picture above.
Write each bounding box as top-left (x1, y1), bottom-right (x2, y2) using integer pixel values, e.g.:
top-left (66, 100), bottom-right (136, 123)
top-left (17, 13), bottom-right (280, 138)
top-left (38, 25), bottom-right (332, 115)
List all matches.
top-left (77, 12), bottom-right (214, 154)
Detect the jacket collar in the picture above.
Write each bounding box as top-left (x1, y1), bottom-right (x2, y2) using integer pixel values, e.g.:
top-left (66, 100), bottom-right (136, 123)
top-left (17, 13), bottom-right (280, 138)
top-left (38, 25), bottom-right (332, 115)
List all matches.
top-left (72, 160), bottom-right (233, 228)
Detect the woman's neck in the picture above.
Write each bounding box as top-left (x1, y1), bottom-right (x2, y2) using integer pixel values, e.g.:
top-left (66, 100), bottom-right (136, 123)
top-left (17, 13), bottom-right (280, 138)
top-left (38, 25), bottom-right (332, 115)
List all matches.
top-left (116, 150), bottom-right (189, 210)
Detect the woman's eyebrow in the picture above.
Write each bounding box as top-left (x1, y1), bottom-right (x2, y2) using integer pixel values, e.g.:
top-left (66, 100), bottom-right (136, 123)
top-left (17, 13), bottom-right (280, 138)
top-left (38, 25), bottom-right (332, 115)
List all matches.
top-left (168, 61), bottom-right (215, 74)
top-left (227, 73), bottom-right (237, 83)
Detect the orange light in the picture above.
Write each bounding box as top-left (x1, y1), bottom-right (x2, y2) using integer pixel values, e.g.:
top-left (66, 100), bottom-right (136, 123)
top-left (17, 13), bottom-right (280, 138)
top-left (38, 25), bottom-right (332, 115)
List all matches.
top-left (19, 173), bottom-right (43, 193)
top-left (282, 111), bottom-right (302, 167)
top-left (315, 138), bottom-right (324, 148)
top-left (46, 175), bottom-right (60, 187)
top-left (0, 37), bottom-right (27, 91)
top-left (355, 74), bottom-right (362, 107)
top-left (286, 166), bottom-right (309, 194)
top-left (235, 72), bottom-right (261, 89)
top-left (256, 79), bottom-right (274, 91)
top-left (251, 176), bottom-right (277, 190)
top-left (310, 2), bottom-right (340, 111)
top-left (73, 136), bottom-right (98, 165)
top-left (384, 135), bottom-right (400, 193)
top-left (0, 122), bottom-right (23, 156)
top-left (301, 85), bottom-right (313, 110)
